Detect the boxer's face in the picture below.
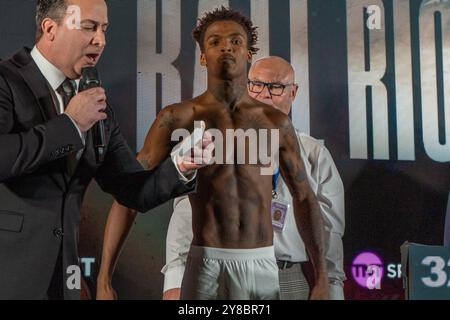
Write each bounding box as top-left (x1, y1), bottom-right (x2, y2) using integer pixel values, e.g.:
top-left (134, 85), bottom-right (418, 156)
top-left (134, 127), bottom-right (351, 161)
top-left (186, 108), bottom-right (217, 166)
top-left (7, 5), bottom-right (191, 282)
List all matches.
top-left (248, 60), bottom-right (298, 115)
top-left (200, 20), bottom-right (252, 80)
top-left (50, 0), bottom-right (108, 79)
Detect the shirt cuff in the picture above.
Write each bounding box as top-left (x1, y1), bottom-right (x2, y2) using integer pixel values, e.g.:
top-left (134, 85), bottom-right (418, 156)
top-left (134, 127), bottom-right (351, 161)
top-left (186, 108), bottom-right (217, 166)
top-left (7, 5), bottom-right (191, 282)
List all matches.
top-left (162, 266), bottom-right (185, 292)
top-left (63, 113), bottom-right (85, 145)
top-left (170, 152), bottom-right (197, 183)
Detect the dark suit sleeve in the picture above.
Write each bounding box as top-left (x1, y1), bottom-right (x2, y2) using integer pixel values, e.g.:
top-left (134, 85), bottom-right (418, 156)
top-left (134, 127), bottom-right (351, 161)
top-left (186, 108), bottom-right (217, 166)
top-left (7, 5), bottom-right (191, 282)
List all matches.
top-left (94, 108), bottom-right (196, 213)
top-left (0, 74), bottom-right (84, 182)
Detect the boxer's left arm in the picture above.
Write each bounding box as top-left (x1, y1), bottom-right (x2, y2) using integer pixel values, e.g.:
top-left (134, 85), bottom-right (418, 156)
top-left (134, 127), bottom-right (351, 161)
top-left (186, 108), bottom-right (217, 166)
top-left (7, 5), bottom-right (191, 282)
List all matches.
top-left (315, 146), bottom-right (346, 299)
top-left (278, 116), bottom-right (329, 300)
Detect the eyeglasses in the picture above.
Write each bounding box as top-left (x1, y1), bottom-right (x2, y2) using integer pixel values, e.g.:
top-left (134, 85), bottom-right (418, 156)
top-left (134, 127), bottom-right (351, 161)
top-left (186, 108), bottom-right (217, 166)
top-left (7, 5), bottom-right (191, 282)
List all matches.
top-left (247, 80), bottom-right (295, 97)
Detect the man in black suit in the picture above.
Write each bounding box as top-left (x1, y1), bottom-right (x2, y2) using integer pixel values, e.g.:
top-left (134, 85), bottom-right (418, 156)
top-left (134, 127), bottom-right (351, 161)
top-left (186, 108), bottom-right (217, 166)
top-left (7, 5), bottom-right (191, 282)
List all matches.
top-left (0, 0), bottom-right (211, 300)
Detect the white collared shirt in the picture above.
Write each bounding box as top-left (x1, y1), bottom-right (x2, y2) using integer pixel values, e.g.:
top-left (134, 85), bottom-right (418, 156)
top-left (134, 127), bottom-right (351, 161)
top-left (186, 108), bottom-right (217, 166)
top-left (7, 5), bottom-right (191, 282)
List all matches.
top-left (30, 46), bottom-right (84, 145)
top-left (30, 46), bottom-right (196, 182)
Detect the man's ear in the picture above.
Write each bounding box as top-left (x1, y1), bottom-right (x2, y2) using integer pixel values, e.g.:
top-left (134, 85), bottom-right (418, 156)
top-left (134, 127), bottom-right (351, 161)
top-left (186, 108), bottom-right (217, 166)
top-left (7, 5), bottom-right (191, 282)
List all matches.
top-left (291, 84), bottom-right (299, 100)
top-left (247, 51), bottom-right (253, 63)
top-left (200, 53), bottom-right (207, 66)
top-left (41, 18), bottom-right (58, 41)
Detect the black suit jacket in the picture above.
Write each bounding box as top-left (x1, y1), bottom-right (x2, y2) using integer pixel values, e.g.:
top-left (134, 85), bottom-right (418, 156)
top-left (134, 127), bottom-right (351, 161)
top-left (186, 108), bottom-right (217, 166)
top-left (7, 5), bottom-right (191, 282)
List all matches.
top-left (0, 48), bottom-right (195, 300)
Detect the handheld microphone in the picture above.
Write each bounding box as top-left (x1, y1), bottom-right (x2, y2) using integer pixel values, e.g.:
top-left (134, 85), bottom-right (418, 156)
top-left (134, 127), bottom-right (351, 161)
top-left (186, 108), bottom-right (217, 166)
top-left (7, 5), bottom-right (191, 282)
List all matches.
top-left (79, 67), bottom-right (106, 164)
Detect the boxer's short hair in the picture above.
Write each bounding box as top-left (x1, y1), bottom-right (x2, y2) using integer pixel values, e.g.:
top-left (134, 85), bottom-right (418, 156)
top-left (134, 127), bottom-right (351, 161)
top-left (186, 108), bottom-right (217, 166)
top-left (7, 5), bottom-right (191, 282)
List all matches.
top-left (192, 6), bottom-right (259, 55)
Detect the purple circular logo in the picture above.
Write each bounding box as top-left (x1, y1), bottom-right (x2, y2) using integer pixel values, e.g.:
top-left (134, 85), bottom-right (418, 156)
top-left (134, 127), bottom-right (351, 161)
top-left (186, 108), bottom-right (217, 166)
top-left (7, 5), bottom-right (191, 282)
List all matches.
top-left (352, 252), bottom-right (384, 289)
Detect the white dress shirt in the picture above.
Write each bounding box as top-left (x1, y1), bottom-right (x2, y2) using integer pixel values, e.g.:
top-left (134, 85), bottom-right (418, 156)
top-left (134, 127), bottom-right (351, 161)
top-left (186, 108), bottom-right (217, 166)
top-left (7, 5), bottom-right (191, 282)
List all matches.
top-left (30, 46), bottom-right (85, 147)
top-left (31, 46), bottom-right (195, 181)
top-left (161, 131), bottom-right (346, 299)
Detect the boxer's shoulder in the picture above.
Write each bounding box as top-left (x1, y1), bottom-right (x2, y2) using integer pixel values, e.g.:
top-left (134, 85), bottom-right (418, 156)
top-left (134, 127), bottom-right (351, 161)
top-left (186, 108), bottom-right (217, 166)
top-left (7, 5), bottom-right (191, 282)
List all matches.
top-left (240, 97), bottom-right (286, 123)
top-left (161, 100), bottom-right (195, 116)
top-left (269, 108), bottom-right (293, 131)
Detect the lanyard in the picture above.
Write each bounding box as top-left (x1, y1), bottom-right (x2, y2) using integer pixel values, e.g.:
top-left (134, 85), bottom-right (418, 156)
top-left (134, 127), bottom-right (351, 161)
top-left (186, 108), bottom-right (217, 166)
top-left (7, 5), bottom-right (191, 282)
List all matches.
top-left (272, 170), bottom-right (281, 192)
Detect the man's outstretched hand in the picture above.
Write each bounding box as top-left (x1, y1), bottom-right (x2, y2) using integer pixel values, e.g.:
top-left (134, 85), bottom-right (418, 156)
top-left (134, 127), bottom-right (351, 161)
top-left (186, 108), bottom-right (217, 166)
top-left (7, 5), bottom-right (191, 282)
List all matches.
top-left (172, 121), bottom-right (215, 174)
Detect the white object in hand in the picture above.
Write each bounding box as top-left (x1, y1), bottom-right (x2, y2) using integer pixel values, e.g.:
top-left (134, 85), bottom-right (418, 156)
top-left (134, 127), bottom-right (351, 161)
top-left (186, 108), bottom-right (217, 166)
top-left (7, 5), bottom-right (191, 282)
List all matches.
top-left (171, 121), bottom-right (207, 168)
top-left (175, 121), bottom-right (205, 157)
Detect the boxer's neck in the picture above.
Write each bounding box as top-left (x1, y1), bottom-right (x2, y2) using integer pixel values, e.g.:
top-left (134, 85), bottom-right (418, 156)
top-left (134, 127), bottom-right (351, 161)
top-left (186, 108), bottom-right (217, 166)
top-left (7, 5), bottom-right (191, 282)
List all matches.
top-left (208, 76), bottom-right (247, 107)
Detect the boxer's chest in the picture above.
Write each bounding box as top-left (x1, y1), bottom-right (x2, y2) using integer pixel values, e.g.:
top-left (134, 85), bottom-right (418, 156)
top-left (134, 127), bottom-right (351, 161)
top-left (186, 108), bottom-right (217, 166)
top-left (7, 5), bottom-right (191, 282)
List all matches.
top-left (198, 104), bottom-right (275, 132)
top-left (194, 104), bottom-right (279, 166)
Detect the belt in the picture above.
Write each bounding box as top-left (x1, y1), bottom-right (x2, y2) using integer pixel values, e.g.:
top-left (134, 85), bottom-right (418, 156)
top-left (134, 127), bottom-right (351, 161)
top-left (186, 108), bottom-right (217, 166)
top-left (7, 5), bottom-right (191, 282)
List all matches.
top-left (276, 260), bottom-right (302, 270)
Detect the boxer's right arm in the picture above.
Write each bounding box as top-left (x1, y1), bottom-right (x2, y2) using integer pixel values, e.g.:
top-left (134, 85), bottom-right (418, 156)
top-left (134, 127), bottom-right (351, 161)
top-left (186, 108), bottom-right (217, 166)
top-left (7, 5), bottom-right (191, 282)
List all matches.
top-left (96, 153), bottom-right (151, 300)
top-left (96, 201), bottom-right (138, 300)
top-left (96, 105), bottom-right (212, 299)
top-left (97, 106), bottom-right (186, 299)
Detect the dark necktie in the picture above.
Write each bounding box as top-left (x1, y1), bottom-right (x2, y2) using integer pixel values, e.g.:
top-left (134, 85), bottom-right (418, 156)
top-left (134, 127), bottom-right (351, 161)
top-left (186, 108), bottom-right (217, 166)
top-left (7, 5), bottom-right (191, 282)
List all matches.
top-left (57, 78), bottom-right (78, 177)
top-left (58, 78), bottom-right (77, 111)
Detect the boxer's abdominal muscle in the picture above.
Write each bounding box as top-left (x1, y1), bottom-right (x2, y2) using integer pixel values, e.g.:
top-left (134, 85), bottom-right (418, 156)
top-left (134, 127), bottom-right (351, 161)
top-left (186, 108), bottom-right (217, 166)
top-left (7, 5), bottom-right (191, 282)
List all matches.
top-left (188, 100), bottom-right (281, 249)
top-left (190, 163), bottom-right (274, 249)
top-left (149, 97), bottom-right (290, 249)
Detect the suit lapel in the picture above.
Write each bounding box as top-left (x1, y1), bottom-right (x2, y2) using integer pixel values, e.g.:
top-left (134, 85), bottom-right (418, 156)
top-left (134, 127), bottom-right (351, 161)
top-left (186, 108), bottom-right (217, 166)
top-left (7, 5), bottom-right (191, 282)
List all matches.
top-left (13, 48), bottom-right (67, 191)
top-left (14, 48), bottom-right (59, 121)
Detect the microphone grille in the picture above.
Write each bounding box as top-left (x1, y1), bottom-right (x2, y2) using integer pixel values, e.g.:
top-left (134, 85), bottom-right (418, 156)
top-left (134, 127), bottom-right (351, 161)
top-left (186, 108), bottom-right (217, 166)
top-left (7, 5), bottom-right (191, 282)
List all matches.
top-left (80, 67), bottom-right (101, 91)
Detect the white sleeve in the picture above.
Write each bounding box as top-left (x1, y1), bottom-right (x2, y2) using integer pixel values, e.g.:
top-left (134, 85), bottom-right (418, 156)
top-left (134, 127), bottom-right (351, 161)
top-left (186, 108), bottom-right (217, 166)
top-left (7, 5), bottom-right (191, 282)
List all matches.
top-left (316, 146), bottom-right (347, 287)
top-left (161, 196), bottom-right (193, 292)
top-left (170, 151), bottom-right (197, 183)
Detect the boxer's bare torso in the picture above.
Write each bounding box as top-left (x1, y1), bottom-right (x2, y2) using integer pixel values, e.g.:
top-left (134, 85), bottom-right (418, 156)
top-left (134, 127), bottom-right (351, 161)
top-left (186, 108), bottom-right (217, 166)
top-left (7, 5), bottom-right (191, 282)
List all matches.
top-left (97, 18), bottom-right (329, 300)
top-left (140, 89), bottom-right (304, 249)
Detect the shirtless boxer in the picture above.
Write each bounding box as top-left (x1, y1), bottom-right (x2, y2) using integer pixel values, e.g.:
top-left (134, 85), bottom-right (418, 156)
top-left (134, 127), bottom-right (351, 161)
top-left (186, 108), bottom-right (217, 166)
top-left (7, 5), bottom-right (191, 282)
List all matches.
top-left (97, 6), bottom-right (329, 300)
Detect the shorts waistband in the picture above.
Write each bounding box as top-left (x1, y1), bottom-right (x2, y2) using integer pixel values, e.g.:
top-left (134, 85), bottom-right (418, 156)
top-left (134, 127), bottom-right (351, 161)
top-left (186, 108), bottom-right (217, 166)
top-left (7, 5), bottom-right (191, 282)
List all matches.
top-left (189, 245), bottom-right (275, 261)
